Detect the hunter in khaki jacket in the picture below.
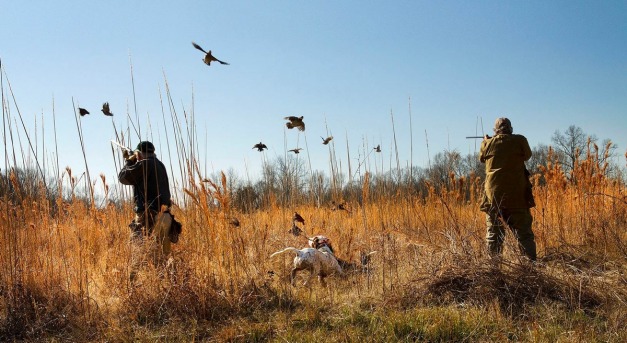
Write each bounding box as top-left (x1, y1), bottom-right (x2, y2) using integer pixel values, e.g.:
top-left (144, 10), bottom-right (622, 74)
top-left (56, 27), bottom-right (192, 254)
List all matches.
top-left (480, 133), bottom-right (533, 211)
top-left (479, 118), bottom-right (537, 261)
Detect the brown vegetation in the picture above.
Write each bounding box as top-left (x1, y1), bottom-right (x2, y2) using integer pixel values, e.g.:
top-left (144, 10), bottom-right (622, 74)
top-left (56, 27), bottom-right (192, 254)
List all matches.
top-left (0, 145), bottom-right (625, 342)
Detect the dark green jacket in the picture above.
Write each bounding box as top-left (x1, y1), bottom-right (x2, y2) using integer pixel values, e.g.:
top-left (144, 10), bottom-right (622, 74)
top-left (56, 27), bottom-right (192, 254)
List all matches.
top-left (118, 155), bottom-right (171, 213)
top-left (480, 133), bottom-right (533, 211)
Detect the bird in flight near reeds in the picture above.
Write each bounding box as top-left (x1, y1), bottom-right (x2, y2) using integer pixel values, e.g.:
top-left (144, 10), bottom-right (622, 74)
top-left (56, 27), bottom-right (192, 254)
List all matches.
top-left (374, 144), bottom-right (381, 153)
top-left (78, 107), bottom-right (89, 116)
top-left (253, 142), bottom-right (268, 151)
top-left (288, 148), bottom-right (303, 154)
top-left (192, 42), bottom-right (229, 66)
top-left (101, 102), bottom-right (113, 116)
top-left (292, 211), bottom-right (305, 225)
top-left (284, 116), bottom-right (305, 131)
top-left (321, 136), bottom-right (333, 145)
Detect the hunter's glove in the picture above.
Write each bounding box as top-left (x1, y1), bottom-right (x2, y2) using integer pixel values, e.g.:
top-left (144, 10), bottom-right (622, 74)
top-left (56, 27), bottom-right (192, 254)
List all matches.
top-left (123, 149), bottom-right (137, 162)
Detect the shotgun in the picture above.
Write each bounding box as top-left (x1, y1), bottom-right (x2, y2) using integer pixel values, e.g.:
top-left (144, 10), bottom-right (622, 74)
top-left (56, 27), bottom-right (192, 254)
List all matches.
top-left (111, 140), bottom-right (135, 160)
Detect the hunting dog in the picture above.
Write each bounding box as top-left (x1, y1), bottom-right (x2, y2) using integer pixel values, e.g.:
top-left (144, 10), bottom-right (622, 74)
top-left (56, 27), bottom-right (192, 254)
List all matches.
top-left (270, 236), bottom-right (343, 287)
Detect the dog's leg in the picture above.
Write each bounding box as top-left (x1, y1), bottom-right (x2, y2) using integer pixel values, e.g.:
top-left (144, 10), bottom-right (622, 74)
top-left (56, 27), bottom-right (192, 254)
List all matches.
top-left (290, 267), bottom-right (300, 287)
top-left (303, 271), bottom-right (313, 287)
top-left (306, 263), bottom-right (321, 287)
top-left (318, 274), bottom-right (327, 287)
top-left (303, 268), bottom-right (316, 287)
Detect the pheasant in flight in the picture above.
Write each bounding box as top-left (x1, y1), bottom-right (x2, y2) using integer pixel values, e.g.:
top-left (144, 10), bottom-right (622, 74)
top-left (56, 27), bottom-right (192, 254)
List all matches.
top-left (284, 116), bottom-right (305, 131)
top-left (192, 42), bottom-right (229, 66)
top-left (292, 211), bottom-right (305, 225)
top-left (101, 102), bottom-right (113, 116)
top-left (253, 142), bottom-right (268, 151)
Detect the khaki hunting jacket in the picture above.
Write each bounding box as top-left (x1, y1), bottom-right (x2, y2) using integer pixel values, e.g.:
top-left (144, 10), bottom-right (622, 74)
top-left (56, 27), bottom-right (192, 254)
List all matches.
top-left (480, 133), bottom-right (533, 211)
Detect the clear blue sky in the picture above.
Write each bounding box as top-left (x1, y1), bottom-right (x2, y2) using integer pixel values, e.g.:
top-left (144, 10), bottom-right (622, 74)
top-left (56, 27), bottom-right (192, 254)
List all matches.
top-left (2, 1), bottom-right (626, 192)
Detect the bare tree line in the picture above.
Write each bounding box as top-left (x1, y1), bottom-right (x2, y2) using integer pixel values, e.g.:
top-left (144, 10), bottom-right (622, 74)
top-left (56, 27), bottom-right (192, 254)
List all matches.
top-left (199, 125), bottom-right (623, 212)
top-left (2, 124), bottom-right (623, 214)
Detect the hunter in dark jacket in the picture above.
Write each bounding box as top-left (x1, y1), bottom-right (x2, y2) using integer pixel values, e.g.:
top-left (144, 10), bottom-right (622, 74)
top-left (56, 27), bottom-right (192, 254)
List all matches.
top-left (118, 141), bottom-right (171, 216)
top-left (118, 141), bottom-right (174, 279)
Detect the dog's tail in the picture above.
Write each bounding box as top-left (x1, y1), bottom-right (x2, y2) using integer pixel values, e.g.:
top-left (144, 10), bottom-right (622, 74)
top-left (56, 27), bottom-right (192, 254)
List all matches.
top-left (270, 247), bottom-right (303, 259)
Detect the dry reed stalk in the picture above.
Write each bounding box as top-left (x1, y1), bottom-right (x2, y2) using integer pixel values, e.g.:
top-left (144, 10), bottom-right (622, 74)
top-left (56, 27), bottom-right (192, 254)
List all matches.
top-left (408, 97), bottom-right (413, 188)
top-left (51, 96), bottom-right (61, 182)
top-left (303, 131), bottom-right (316, 206)
top-left (390, 109), bottom-right (401, 183)
top-left (162, 72), bottom-right (189, 198)
top-left (424, 129), bottom-right (431, 172)
top-left (158, 84), bottom-right (179, 202)
top-left (128, 52), bottom-right (140, 137)
top-left (71, 98), bottom-right (94, 207)
top-left (2, 68), bottom-right (46, 191)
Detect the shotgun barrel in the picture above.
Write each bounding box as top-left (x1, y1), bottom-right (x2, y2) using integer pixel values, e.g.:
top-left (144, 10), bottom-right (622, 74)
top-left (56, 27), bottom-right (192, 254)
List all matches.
top-left (110, 140), bottom-right (133, 152)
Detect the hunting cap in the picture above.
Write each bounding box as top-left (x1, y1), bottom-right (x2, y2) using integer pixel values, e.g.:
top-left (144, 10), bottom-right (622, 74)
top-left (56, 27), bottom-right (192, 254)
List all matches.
top-left (135, 141), bottom-right (155, 153)
top-left (493, 117), bottom-right (513, 134)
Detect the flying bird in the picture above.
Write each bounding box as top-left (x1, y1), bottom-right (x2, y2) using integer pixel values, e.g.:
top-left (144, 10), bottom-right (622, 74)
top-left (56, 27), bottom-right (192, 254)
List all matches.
top-left (253, 142), bottom-right (268, 151)
top-left (192, 42), bottom-right (229, 66)
top-left (101, 102), bottom-right (113, 116)
top-left (321, 136), bottom-right (333, 145)
top-left (374, 145), bottom-right (381, 153)
top-left (284, 116), bottom-right (305, 131)
top-left (288, 148), bottom-right (303, 154)
top-left (292, 211), bottom-right (305, 225)
top-left (78, 108), bottom-right (89, 116)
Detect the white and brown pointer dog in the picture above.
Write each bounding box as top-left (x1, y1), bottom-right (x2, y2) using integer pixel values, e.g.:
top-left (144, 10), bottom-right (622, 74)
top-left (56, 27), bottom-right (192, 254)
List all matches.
top-left (270, 236), bottom-right (343, 287)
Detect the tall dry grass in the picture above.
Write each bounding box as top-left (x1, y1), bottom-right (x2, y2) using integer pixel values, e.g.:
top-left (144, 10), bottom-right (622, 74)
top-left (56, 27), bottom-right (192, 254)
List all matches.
top-left (1, 144), bottom-right (625, 341)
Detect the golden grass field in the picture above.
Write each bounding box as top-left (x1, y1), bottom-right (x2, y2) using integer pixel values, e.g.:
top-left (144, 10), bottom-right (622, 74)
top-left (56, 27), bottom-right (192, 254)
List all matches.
top-left (0, 145), bottom-right (625, 342)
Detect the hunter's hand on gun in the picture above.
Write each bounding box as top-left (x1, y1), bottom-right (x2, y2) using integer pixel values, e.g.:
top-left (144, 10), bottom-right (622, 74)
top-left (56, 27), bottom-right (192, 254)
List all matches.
top-left (122, 149), bottom-right (136, 162)
top-left (112, 140), bottom-right (137, 162)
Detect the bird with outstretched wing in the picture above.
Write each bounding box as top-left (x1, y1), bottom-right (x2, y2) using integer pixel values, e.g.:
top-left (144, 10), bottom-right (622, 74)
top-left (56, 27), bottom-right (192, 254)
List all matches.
top-left (284, 116), bottom-right (305, 131)
top-left (192, 42), bottom-right (229, 65)
top-left (253, 142), bottom-right (268, 151)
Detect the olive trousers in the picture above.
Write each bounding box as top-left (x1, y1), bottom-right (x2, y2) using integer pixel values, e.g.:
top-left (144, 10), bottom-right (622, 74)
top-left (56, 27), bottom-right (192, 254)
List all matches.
top-left (129, 211), bottom-right (173, 281)
top-left (485, 207), bottom-right (536, 261)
